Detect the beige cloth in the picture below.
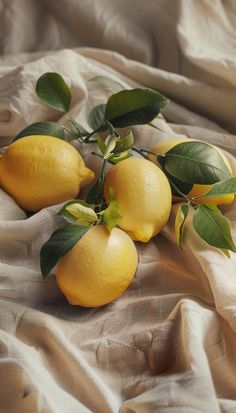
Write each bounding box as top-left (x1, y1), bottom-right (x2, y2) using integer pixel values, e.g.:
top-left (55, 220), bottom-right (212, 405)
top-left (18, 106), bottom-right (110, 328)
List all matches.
top-left (0, 1), bottom-right (236, 412)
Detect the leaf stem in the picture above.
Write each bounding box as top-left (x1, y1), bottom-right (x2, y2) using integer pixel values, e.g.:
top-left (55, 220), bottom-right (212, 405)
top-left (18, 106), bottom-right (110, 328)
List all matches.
top-left (144, 151), bottom-right (199, 205)
top-left (98, 159), bottom-right (107, 213)
top-left (167, 177), bottom-right (191, 200)
top-left (132, 147), bottom-right (147, 158)
top-left (106, 121), bottom-right (119, 137)
top-left (84, 126), bottom-right (105, 142)
top-left (165, 176), bottom-right (199, 205)
top-left (63, 126), bottom-right (80, 141)
top-left (140, 148), bottom-right (165, 157)
top-left (100, 158), bottom-right (107, 176)
top-left (91, 151), bottom-right (103, 159)
top-left (85, 139), bottom-right (98, 143)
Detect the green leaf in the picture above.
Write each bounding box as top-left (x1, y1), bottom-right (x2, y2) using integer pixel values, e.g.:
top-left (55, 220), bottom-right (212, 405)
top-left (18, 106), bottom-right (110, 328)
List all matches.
top-left (97, 134), bottom-right (120, 159)
top-left (193, 205), bottom-right (236, 253)
top-left (203, 177), bottom-right (236, 198)
top-left (221, 249), bottom-right (230, 258)
top-left (36, 72), bottom-right (72, 112)
top-left (158, 156), bottom-right (193, 196)
top-left (105, 88), bottom-right (167, 128)
top-left (175, 203), bottom-right (189, 250)
top-left (88, 104), bottom-right (106, 130)
top-left (58, 204), bottom-right (77, 223)
top-left (109, 151), bottom-right (132, 164)
top-left (67, 118), bottom-right (89, 139)
top-left (86, 159), bottom-right (107, 205)
top-left (103, 134), bottom-right (117, 159)
top-left (88, 76), bottom-right (124, 92)
top-left (66, 203), bottom-right (98, 225)
top-left (102, 201), bottom-right (122, 231)
top-left (170, 178), bottom-right (193, 197)
top-left (97, 136), bottom-right (106, 156)
top-left (114, 130), bottom-right (134, 153)
top-left (14, 122), bottom-right (65, 141)
top-left (164, 141), bottom-right (231, 184)
top-left (164, 171), bottom-right (193, 198)
top-left (58, 199), bottom-right (95, 223)
top-left (86, 175), bottom-right (105, 205)
top-left (40, 224), bottom-right (89, 279)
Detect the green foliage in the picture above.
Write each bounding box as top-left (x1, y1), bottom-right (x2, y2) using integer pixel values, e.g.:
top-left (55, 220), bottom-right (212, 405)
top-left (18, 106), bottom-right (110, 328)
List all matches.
top-left (105, 88), bottom-right (167, 128)
top-left (67, 118), bottom-right (89, 140)
top-left (14, 122), bottom-right (65, 141)
top-left (86, 159), bottom-right (107, 206)
top-left (86, 175), bottom-right (105, 205)
top-left (101, 201), bottom-right (122, 231)
top-left (58, 200), bottom-right (95, 223)
top-left (97, 131), bottom-right (134, 162)
top-left (66, 203), bottom-right (98, 225)
top-left (164, 141), bottom-right (231, 184)
top-left (40, 224), bottom-right (89, 278)
top-left (103, 135), bottom-right (118, 159)
top-left (36, 72), bottom-right (72, 112)
top-left (109, 151), bottom-right (131, 164)
top-left (88, 104), bottom-right (106, 130)
top-left (157, 155), bottom-right (193, 196)
top-left (203, 177), bottom-right (236, 198)
top-left (175, 203), bottom-right (189, 250)
top-left (193, 205), bottom-right (236, 254)
top-left (97, 136), bottom-right (107, 156)
top-left (114, 131), bottom-right (134, 153)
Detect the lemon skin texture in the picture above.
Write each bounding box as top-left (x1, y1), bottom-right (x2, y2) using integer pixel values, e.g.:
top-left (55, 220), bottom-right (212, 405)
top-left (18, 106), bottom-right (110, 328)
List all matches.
top-left (104, 157), bottom-right (172, 243)
top-left (0, 135), bottom-right (95, 211)
top-left (148, 137), bottom-right (234, 206)
top-left (56, 225), bottom-right (138, 307)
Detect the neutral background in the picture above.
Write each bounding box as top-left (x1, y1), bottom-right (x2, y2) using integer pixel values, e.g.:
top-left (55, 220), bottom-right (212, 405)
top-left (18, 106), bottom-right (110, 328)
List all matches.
top-left (0, 1), bottom-right (236, 412)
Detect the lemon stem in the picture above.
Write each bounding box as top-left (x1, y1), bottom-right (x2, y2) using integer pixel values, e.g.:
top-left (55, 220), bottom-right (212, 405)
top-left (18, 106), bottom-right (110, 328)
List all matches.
top-left (84, 126), bottom-right (106, 143)
top-left (106, 121), bottom-right (119, 137)
top-left (132, 147), bottom-right (164, 159)
top-left (91, 151), bottom-right (103, 159)
top-left (132, 147), bottom-right (147, 158)
top-left (97, 159), bottom-right (107, 213)
top-left (100, 159), bottom-right (107, 176)
top-left (159, 167), bottom-right (199, 205)
top-left (166, 177), bottom-right (193, 202)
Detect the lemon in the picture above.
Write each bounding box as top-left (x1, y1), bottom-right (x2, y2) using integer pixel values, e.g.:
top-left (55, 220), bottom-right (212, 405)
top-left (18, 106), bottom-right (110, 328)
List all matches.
top-left (0, 135), bottom-right (95, 211)
top-left (56, 225), bottom-right (138, 307)
top-left (104, 157), bottom-right (172, 243)
top-left (148, 137), bottom-right (235, 205)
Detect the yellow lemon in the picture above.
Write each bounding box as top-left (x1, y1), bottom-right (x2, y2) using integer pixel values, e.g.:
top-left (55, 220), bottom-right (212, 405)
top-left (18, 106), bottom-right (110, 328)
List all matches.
top-left (56, 225), bottom-right (138, 307)
top-left (0, 135), bottom-right (95, 211)
top-left (104, 157), bottom-right (172, 243)
top-left (148, 137), bottom-right (235, 205)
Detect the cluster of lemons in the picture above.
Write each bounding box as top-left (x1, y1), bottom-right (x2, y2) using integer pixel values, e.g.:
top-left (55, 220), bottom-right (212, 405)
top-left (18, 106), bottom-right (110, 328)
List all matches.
top-left (0, 134), bottom-right (234, 307)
